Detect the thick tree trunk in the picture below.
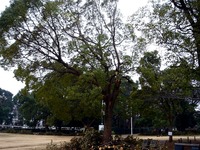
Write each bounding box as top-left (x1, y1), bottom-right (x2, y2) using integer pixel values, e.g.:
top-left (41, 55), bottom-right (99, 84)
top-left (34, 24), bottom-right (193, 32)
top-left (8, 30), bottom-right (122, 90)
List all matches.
top-left (103, 102), bottom-right (113, 144)
top-left (102, 79), bottom-right (121, 144)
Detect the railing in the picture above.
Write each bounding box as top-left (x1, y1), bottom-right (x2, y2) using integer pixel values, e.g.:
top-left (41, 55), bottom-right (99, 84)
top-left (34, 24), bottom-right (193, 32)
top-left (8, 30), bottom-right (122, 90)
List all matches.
top-left (174, 143), bottom-right (200, 150)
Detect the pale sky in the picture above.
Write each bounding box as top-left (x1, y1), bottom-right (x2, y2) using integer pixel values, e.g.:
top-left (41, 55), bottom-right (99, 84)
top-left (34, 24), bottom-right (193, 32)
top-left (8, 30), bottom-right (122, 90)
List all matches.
top-left (0, 0), bottom-right (25, 95)
top-left (0, 0), bottom-right (149, 95)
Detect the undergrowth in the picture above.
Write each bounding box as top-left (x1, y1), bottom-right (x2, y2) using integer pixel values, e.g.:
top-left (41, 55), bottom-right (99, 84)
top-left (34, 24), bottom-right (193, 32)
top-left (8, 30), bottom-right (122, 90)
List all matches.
top-left (45, 128), bottom-right (144, 150)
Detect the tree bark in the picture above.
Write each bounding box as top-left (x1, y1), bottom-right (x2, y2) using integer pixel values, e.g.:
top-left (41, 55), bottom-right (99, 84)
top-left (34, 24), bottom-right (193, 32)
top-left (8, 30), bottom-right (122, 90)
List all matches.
top-left (102, 79), bottom-right (121, 144)
top-left (168, 127), bottom-right (173, 142)
top-left (103, 102), bottom-right (113, 144)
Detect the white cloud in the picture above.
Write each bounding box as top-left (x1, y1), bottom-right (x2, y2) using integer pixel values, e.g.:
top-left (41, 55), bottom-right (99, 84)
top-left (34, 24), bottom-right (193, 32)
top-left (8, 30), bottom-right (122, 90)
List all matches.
top-left (0, 68), bottom-right (24, 95)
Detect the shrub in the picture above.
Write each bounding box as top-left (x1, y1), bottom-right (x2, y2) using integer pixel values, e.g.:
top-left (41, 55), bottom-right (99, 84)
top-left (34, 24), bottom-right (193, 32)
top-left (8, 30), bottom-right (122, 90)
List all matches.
top-left (124, 135), bottom-right (140, 145)
top-left (68, 128), bottom-right (102, 149)
top-left (68, 137), bottom-right (82, 149)
top-left (45, 130), bottom-right (144, 150)
top-left (46, 140), bottom-right (70, 150)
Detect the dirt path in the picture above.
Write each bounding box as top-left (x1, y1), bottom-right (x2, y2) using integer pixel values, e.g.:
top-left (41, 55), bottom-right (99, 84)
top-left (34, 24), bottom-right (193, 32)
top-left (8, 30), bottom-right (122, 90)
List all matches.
top-left (0, 133), bottom-right (200, 150)
top-left (0, 133), bottom-right (75, 150)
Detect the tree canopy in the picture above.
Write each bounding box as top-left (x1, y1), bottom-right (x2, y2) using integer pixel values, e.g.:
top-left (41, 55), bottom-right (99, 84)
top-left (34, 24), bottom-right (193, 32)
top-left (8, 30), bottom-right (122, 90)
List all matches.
top-left (132, 50), bottom-right (198, 141)
top-left (1, 0), bottom-right (200, 143)
top-left (132, 0), bottom-right (200, 70)
top-left (0, 0), bottom-right (138, 143)
top-left (35, 72), bottom-right (102, 126)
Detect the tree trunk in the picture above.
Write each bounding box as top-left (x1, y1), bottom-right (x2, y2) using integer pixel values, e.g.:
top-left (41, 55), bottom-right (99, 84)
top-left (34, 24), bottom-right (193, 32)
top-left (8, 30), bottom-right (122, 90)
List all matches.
top-left (103, 101), bottom-right (113, 144)
top-left (168, 127), bottom-right (173, 142)
top-left (168, 114), bottom-right (174, 142)
top-left (102, 78), bottom-right (121, 144)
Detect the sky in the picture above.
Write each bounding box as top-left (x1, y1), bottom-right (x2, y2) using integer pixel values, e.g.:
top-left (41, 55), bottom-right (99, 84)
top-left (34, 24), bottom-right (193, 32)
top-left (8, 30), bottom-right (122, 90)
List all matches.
top-left (0, 0), bottom-right (149, 96)
top-left (0, 0), bottom-right (25, 95)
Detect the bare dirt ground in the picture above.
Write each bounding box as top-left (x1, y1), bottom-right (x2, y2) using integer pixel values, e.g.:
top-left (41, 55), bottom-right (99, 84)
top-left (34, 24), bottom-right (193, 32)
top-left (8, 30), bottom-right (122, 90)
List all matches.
top-left (0, 133), bottom-right (75, 150)
top-left (0, 133), bottom-right (200, 150)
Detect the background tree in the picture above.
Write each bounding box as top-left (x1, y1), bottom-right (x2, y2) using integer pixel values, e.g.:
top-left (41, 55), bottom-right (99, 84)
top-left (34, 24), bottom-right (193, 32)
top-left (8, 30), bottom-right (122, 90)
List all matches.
top-left (133, 51), bottom-right (168, 132)
top-left (133, 51), bottom-right (197, 141)
top-left (175, 100), bottom-right (197, 131)
top-left (13, 91), bottom-right (50, 128)
top-left (112, 78), bottom-right (136, 134)
top-left (0, 88), bottom-right (13, 125)
top-left (0, 0), bottom-right (137, 143)
top-left (130, 0), bottom-right (200, 140)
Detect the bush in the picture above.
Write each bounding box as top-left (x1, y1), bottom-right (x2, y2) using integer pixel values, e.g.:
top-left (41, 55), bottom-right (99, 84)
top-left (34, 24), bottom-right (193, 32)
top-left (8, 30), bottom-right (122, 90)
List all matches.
top-left (68, 137), bottom-right (82, 149)
top-left (46, 128), bottom-right (102, 150)
top-left (46, 140), bottom-right (70, 150)
top-left (45, 130), bottom-right (144, 150)
top-left (68, 128), bottom-right (102, 149)
top-left (124, 135), bottom-right (140, 145)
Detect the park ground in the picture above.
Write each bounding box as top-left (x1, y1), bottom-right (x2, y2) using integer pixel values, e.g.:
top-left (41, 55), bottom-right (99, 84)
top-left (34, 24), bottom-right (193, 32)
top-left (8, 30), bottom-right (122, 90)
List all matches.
top-left (0, 133), bottom-right (200, 149)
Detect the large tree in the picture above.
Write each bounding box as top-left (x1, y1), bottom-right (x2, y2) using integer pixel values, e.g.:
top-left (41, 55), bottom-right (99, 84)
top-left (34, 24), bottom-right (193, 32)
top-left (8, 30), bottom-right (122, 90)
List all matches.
top-left (0, 0), bottom-right (137, 143)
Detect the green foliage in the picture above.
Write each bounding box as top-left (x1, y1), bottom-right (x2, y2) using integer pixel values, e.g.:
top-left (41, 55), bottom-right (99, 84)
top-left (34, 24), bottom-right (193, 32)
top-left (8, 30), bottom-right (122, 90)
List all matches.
top-left (132, 0), bottom-right (200, 68)
top-left (0, 88), bottom-right (13, 124)
top-left (34, 72), bottom-right (102, 124)
top-left (42, 1), bottom-right (63, 18)
top-left (113, 79), bottom-right (136, 119)
top-left (137, 50), bottom-right (161, 91)
top-left (132, 51), bottom-right (197, 130)
top-left (13, 91), bottom-right (50, 127)
top-left (0, 0), bottom-right (27, 33)
top-left (175, 100), bottom-right (197, 131)
top-left (161, 60), bottom-right (193, 96)
top-left (67, 128), bottom-right (102, 149)
top-left (0, 0), bottom-right (139, 142)
top-left (46, 134), bottom-right (140, 150)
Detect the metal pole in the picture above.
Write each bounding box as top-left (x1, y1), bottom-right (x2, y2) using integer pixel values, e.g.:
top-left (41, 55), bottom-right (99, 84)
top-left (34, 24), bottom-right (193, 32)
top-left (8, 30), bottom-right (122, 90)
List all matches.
top-left (131, 116), bottom-right (133, 135)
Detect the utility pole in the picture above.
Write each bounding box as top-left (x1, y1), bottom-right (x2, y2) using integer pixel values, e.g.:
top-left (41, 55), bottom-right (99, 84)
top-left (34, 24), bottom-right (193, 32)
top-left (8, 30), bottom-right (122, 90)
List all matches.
top-left (131, 116), bottom-right (133, 135)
